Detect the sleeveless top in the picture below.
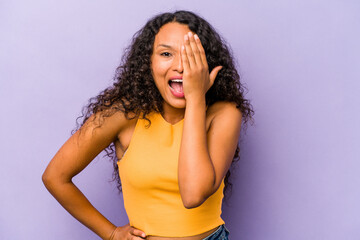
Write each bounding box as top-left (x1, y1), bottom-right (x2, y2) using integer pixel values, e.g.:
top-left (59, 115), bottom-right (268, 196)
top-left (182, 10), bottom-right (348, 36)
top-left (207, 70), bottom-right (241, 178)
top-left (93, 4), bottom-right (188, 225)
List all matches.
top-left (117, 111), bottom-right (225, 237)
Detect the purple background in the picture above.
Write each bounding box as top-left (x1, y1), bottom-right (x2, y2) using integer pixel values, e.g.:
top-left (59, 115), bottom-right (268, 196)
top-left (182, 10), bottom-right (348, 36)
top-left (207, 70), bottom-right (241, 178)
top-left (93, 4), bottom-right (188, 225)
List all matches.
top-left (1, 1), bottom-right (359, 239)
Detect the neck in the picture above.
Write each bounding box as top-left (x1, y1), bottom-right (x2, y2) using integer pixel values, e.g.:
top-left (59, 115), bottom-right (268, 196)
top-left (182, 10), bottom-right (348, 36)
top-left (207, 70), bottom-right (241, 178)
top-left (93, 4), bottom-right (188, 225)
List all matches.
top-left (161, 103), bottom-right (185, 125)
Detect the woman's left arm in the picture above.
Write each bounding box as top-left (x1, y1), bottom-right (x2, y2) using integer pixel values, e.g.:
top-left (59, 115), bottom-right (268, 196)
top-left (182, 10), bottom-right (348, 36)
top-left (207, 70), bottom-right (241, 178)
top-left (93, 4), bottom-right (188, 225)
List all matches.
top-left (178, 32), bottom-right (242, 208)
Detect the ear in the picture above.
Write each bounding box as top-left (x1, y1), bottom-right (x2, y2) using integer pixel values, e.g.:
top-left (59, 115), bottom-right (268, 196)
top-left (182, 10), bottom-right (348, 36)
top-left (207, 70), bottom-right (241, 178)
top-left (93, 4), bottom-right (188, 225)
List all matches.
top-left (209, 66), bottom-right (223, 88)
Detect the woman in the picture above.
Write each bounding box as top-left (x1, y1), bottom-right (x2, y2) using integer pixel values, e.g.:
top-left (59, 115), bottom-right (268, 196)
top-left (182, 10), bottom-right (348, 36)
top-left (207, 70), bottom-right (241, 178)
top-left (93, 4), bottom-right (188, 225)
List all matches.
top-left (42, 10), bottom-right (254, 240)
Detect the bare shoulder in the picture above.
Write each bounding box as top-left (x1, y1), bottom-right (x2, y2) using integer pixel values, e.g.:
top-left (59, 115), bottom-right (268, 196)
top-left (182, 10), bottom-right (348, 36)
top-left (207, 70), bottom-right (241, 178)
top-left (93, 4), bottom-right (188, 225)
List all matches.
top-left (43, 109), bottom-right (137, 181)
top-left (207, 101), bottom-right (242, 126)
top-left (82, 109), bottom-right (137, 138)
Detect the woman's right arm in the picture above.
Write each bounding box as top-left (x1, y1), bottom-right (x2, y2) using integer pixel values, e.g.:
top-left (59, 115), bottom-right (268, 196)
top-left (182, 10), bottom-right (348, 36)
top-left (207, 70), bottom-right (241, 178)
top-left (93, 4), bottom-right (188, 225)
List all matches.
top-left (42, 111), bottom-right (145, 240)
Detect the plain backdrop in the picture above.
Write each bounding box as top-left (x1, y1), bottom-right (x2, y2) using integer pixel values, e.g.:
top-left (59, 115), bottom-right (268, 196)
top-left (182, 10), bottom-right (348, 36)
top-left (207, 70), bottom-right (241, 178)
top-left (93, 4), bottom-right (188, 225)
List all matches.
top-left (1, 0), bottom-right (359, 239)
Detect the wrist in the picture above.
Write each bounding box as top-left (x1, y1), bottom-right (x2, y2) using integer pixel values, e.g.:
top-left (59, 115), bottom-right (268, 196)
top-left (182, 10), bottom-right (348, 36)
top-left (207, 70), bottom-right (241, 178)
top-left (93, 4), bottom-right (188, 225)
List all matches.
top-left (185, 94), bottom-right (206, 107)
top-left (108, 226), bottom-right (119, 240)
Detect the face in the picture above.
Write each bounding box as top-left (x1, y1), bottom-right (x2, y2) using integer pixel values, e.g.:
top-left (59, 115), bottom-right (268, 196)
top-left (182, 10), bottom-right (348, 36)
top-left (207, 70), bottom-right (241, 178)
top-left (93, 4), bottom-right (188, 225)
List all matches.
top-left (151, 22), bottom-right (193, 110)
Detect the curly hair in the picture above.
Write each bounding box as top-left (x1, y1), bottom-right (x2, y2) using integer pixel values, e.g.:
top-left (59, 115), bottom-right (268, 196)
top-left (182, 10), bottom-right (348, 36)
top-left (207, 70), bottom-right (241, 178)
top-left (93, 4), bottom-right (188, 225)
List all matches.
top-left (74, 10), bottom-right (254, 202)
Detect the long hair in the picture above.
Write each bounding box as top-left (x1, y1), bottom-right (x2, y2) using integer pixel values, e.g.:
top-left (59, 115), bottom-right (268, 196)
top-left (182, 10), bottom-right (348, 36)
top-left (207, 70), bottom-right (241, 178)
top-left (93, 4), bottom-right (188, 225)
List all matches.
top-left (74, 10), bottom-right (254, 201)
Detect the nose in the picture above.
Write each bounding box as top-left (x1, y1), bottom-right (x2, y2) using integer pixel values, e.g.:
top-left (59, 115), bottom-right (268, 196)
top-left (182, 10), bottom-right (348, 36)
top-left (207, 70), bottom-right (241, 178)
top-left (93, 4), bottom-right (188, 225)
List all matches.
top-left (172, 52), bottom-right (183, 73)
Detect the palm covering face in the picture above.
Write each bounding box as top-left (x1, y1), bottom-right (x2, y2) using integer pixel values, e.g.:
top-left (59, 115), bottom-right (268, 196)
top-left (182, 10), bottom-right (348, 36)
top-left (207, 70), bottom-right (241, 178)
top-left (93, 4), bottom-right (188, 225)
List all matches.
top-left (181, 32), bottom-right (222, 100)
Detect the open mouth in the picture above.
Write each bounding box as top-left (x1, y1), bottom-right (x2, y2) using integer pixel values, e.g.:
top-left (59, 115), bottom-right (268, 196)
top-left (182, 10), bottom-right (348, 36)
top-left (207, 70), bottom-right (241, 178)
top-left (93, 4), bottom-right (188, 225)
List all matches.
top-left (168, 79), bottom-right (183, 93)
top-left (168, 78), bottom-right (184, 98)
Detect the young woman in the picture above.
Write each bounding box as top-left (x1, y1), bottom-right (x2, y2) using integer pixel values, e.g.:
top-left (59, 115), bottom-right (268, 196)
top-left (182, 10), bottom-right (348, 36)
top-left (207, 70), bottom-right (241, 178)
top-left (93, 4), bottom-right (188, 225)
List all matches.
top-left (42, 10), bottom-right (254, 240)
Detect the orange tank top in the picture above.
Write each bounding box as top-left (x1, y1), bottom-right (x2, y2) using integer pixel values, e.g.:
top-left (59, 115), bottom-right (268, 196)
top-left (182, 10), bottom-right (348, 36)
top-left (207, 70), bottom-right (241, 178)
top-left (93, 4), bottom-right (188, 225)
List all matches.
top-left (117, 111), bottom-right (225, 237)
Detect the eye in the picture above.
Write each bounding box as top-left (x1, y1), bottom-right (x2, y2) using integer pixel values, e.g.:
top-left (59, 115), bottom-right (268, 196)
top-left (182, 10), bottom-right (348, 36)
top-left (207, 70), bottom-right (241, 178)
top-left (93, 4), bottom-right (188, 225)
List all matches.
top-left (160, 52), bottom-right (172, 57)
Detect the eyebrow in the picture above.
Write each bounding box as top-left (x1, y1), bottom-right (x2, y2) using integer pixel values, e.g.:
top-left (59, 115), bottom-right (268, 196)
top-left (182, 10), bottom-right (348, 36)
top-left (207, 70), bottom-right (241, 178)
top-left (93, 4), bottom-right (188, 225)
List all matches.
top-left (156, 44), bottom-right (174, 49)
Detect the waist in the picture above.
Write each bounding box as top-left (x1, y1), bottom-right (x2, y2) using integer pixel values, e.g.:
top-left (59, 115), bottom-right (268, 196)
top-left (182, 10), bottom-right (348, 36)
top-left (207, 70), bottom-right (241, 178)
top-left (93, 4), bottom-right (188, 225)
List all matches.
top-left (129, 210), bottom-right (225, 237)
top-left (122, 185), bottom-right (225, 236)
top-left (146, 225), bottom-right (220, 240)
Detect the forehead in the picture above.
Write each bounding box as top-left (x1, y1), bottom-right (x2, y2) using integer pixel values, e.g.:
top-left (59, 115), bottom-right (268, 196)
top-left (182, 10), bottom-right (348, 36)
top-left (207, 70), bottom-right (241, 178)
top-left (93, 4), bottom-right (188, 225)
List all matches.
top-left (154, 22), bottom-right (192, 46)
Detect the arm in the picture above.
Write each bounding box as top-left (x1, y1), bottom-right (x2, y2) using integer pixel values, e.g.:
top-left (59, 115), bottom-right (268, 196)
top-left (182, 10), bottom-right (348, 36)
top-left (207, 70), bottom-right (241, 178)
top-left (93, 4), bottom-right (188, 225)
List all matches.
top-left (179, 101), bottom-right (242, 208)
top-left (178, 32), bottom-right (242, 208)
top-left (42, 111), bottom-right (145, 239)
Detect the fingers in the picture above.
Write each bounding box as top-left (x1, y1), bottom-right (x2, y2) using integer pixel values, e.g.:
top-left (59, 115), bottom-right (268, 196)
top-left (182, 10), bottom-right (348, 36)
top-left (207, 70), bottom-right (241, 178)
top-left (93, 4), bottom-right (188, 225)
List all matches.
top-left (127, 236), bottom-right (145, 240)
top-left (194, 34), bottom-right (208, 68)
top-left (183, 34), bottom-right (196, 68)
top-left (181, 31), bottom-right (222, 94)
top-left (112, 224), bottom-right (147, 240)
top-left (130, 226), bottom-right (146, 239)
top-left (183, 32), bottom-right (205, 68)
top-left (181, 45), bottom-right (190, 74)
top-left (128, 235), bottom-right (146, 240)
top-left (188, 32), bottom-right (203, 66)
top-left (209, 66), bottom-right (223, 90)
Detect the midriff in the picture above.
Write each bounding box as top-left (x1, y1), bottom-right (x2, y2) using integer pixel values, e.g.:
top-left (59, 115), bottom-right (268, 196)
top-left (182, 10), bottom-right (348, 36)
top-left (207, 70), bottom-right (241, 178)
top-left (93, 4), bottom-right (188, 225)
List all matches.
top-left (146, 226), bottom-right (219, 240)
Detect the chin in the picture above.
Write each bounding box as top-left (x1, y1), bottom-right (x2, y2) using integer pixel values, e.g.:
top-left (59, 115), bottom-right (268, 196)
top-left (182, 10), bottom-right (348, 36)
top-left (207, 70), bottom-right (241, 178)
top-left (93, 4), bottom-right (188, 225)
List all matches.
top-left (163, 97), bottom-right (186, 109)
top-left (171, 100), bottom-right (186, 109)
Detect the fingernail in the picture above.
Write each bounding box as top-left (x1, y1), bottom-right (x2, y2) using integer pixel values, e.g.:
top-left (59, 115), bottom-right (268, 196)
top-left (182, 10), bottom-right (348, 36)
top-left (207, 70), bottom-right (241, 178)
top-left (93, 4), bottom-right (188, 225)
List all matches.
top-left (142, 233), bottom-right (146, 238)
top-left (194, 34), bottom-right (199, 40)
top-left (188, 32), bottom-right (193, 37)
top-left (184, 35), bottom-right (188, 41)
top-left (181, 45), bottom-right (185, 51)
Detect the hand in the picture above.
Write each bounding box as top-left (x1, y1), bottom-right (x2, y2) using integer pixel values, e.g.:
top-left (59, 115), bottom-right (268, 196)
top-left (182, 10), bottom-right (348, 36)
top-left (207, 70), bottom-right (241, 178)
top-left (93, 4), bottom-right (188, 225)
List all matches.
top-left (181, 31), bottom-right (222, 100)
top-left (110, 224), bottom-right (146, 240)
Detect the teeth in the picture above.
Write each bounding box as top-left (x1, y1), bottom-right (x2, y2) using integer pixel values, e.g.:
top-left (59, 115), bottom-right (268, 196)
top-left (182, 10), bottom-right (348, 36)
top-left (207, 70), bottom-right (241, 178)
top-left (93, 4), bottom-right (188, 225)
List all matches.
top-left (170, 79), bottom-right (183, 83)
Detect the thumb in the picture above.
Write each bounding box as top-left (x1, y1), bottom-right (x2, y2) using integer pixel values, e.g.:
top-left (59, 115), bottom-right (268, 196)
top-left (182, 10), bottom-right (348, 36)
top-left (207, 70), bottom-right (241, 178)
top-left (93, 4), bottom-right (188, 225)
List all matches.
top-left (209, 66), bottom-right (223, 86)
